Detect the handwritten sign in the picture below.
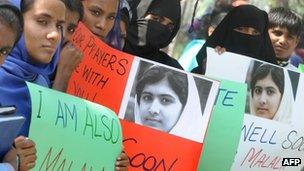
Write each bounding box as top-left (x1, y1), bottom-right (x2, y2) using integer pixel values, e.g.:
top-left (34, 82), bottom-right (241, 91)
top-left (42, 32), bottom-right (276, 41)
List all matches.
top-left (67, 22), bottom-right (134, 114)
top-left (199, 80), bottom-right (247, 171)
top-left (232, 117), bottom-right (299, 171)
top-left (206, 47), bottom-right (304, 171)
top-left (115, 58), bottom-right (220, 170)
top-left (121, 120), bottom-right (202, 171)
top-left (27, 82), bottom-right (122, 171)
top-left (66, 22), bottom-right (221, 170)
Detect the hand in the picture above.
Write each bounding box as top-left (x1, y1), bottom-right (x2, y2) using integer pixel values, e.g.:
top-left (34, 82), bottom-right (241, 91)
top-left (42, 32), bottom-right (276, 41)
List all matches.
top-left (2, 147), bottom-right (18, 170)
top-left (115, 151), bottom-right (130, 171)
top-left (14, 136), bottom-right (37, 171)
top-left (52, 42), bottom-right (83, 92)
top-left (215, 46), bottom-right (226, 55)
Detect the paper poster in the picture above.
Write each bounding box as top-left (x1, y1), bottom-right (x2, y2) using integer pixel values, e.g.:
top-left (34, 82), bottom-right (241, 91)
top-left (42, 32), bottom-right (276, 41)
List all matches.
top-left (27, 82), bottom-right (122, 171)
top-left (65, 22), bottom-right (222, 170)
top-left (117, 58), bottom-right (220, 170)
top-left (198, 80), bottom-right (247, 171)
top-left (121, 120), bottom-right (202, 170)
top-left (206, 47), bottom-right (304, 171)
top-left (118, 58), bottom-right (220, 143)
top-left (67, 22), bottom-right (134, 114)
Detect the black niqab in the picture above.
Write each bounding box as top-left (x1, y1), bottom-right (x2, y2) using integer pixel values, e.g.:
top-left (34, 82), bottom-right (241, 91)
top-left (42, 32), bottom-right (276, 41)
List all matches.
top-left (193, 5), bottom-right (277, 74)
top-left (124, 0), bottom-right (182, 69)
top-left (125, 0), bottom-right (180, 49)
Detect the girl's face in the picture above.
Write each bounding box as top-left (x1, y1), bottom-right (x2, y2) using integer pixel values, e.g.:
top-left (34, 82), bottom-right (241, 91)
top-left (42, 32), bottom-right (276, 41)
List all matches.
top-left (138, 78), bottom-right (183, 132)
top-left (64, 9), bottom-right (80, 45)
top-left (0, 23), bottom-right (16, 64)
top-left (82, 0), bottom-right (118, 41)
top-left (252, 73), bottom-right (282, 119)
top-left (23, 0), bottom-right (65, 64)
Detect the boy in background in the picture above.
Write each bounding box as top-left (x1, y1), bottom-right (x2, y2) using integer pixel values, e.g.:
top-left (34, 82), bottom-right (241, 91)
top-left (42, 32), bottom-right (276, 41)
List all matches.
top-left (268, 7), bottom-right (303, 71)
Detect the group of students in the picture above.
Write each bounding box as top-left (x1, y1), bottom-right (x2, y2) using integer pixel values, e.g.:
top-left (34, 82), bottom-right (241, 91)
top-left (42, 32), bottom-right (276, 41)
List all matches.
top-left (191, 3), bottom-right (302, 124)
top-left (0, 0), bottom-right (303, 170)
top-left (179, 1), bottom-right (302, 124)
top-left (0, 0), bottom-right (132, 170)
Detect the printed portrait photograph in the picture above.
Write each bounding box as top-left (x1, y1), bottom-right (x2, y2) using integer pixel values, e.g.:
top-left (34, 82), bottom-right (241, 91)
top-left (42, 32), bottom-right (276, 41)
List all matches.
top-left (120, 60), bottom-right (214, 142)
top-left (245, 61), bottom-right (299, 124)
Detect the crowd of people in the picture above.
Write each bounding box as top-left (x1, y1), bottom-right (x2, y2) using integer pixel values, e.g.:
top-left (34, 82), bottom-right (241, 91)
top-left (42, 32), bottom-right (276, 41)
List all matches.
top-left (0, 0), bottom-right (303, 170)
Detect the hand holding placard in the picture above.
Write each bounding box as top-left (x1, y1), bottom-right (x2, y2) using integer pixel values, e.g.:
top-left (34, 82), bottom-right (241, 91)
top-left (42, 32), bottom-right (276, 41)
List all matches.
top-left (26, 82), bottom-right (122, 170)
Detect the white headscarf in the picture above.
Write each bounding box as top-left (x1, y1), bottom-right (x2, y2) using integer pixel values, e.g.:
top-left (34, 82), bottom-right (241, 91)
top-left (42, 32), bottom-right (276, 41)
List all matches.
top-left (250, 69), bottom-right (294, 124)
top-left (134, 74), bottom-right (205, 143)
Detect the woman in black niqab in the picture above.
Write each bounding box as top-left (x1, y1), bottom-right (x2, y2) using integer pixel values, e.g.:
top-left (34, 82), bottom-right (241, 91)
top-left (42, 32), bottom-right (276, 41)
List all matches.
top-left (192, 5), bottom-right (277, 74)
top-left (124, 0), bottom-right (183, 69)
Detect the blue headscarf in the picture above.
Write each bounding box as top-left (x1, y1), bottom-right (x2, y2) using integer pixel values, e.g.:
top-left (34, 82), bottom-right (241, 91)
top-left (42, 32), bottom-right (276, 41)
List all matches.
top-left (0, 30), bottom-right (61, 136)
top-left (9, 0), bottom-right (20, 9)
top-left (105, 0), bottom-right (123, 50)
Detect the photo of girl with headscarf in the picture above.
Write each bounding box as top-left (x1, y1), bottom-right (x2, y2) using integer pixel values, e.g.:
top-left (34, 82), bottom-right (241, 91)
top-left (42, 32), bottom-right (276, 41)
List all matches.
top-left (246, 62), bottom-right (296, 124)
top-left (120, 60), bottom-right (215, 142)
top-left (192, 5), bottom-right (277, 74)
top-left (134, 65), bottom-right (188, 132)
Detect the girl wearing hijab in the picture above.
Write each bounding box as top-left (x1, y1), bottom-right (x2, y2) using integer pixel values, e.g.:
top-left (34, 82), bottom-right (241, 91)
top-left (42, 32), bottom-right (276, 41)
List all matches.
top-left (133, 65), bottom-right (206, 142)
top-left (249, 64), bottom-right (293, 124)
top-left (124, 0), bottom-right (183, 69)
top-left (0, 0), bottom-right (129, 170)
top-left (0, 0), bottom-right (65, 137)
top-left (52, 0), bottom-right (122, 91)
top-left (0, 0), bottom-right (23, 64)
top-left (82, 0), bottom-right (124, 50)
top-left (192, 5), bottom-right (277, 74)
top-left (0, 1), bottom-right (24, 171)
top-left (0, 0), bottom-right (65, 170)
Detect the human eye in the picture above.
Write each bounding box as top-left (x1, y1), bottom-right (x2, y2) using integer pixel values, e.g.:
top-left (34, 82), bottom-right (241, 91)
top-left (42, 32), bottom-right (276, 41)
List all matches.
top-left (287, 34), bottom-right (297, 41)
top-left (147, 14), bottom-right (162, 22)
top-left (160, 97), bottom-right (173, 105)
top-left (234, 27), bottom-right (250, 34)
top-left (254, 87), bottom-right (262, 95)
top-left (68, 26), bottom-right (76, 34)
top-left (272, 30), bottom-right (282, 37)
top-left (166, 22), bottom-right (174, 31)
top-left (108, 15), bottom-right (116, 20)
top-left (37, 18), bottom-right (48, 26)
top-left (142, 94), bottom-right (152, 102)
top-left (235, 27), bottom-right (244, 31)
top-left (90, 9), bottom-right (100, 17)
top-left (150, 15), bottom-right (158, 21)
top-left (0, 50), bottom-right (8, 56)
top-left (158, 16), bottom-right (165, 23)
top-left (266, 88), bottom-right (275, 95)
top-left (0, 48), bottom-right (11, 57)
top-left (56, 24), bottom-right (64, 30)
top-left (252, 29), bottom-right (261, 35)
